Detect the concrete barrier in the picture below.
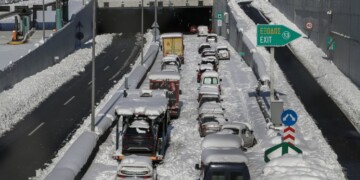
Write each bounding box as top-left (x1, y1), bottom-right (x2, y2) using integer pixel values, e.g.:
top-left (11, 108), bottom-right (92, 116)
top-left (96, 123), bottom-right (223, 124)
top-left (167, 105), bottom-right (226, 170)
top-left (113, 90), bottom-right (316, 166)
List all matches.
top-left (45, 33), bottom-right (159, 180)
top-left (213, 0), bottom-right (269, 83)
top-left (0, 1), bottom-right (93, 93)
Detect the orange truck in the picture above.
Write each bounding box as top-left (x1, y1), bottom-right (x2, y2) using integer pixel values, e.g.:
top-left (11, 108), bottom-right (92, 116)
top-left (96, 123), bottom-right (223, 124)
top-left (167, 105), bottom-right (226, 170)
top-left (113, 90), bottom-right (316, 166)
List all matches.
top-left (149, 71), bottom-right (181, 118)
top-left (160, 33), bottom-right (185, 64)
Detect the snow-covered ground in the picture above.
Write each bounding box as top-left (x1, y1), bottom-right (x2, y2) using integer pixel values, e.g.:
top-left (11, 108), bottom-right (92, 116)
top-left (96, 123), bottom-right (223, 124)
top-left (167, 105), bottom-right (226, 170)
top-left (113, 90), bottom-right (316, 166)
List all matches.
top-left (80, 32), bottom-right (345, 179)
top-left (32, 30), bottom-right (154, 179)
top-left (251, 0), bottom-right (360, 133)
top-left (0, 33), bottom-right (115, 137)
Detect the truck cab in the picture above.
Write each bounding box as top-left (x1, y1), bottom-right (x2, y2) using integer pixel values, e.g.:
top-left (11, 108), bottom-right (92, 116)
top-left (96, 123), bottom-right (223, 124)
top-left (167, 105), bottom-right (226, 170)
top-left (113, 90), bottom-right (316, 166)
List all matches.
top-left (149, 72), bottom-right (181, 118)
top-left (161, 33), bottom-right (185, 64)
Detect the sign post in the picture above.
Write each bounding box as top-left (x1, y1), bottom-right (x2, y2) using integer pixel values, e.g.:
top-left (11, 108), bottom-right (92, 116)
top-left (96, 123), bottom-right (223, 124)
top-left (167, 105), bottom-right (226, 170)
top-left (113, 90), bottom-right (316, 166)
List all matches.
top-left (264, 109), bottom-right (302, 162)
top-left (257, 24), bottom-right (301, 126)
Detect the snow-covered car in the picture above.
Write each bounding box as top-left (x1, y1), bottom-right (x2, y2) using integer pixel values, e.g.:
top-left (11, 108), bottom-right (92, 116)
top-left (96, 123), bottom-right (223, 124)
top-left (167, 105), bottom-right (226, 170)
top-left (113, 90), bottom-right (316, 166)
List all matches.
top-left (201, 133), bottom-right (243, 150)
top-left (219, 122), bottom-right (257, 149)
top-left (116, 155), bottom-right (155, 179)
top-left (199, 56), bottom-right (219, 71)
top-left (198, 102), bottom-right (225, 119)
top-left (197, 85), bottom-right (221, 104)
top-left (162, 55), bottom-right (181, 68)
top-left (195, 148), bottom-right (250, 180)
top-left (198, 43), bottom-right (211, 54)
top-left (201, 49), bottom-right (217, 58)
top-left (216, 46), bottom-right (230, 60)
top-left (200, 71), bottom-right (222, 94)
top-left (198, 114), bottom-right (227, 137)
top-left (161, 57), bottom-right (181, 72)
top-left (197, 63), bottom-right (214, 83)
top-left (197, 25), bottom-right (209, 37)
top-left (206, 34), bottom-right (218, 43)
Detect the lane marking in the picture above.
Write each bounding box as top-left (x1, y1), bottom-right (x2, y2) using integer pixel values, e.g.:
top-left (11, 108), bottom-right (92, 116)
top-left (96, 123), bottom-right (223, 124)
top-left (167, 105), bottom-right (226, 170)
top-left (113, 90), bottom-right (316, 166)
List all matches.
top-left (121, 49), bottom-right (125, 53)
top-left (114, 56), bottom-right (119, 61)
top-left (28, 122), bottom-right (45, 136)
top-left (108, 47), bottom-right (137, 81)
top-left (88, 81), bottom-right (92, 85)
top-left (64, 96), bottom-right (75, 106)
top-left (104, 66), bottom-right (110, 71)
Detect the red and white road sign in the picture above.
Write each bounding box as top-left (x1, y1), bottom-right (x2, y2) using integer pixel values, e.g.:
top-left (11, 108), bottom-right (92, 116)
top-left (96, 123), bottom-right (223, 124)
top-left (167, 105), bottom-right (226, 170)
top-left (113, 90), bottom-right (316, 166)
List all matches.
top-left (305, 22), bottom-right (313, 30)
top-left (283, 126), bottom-right (295, 145)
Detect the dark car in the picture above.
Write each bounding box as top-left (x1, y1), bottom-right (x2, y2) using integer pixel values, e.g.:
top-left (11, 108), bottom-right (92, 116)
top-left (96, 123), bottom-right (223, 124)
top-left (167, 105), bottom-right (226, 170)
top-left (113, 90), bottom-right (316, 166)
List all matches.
top-left (198, 43), bottom-right (211, 54)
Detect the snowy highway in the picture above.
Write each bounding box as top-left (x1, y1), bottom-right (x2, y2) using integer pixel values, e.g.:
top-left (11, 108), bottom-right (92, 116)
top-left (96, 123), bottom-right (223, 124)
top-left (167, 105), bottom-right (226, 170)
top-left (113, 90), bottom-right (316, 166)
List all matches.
top-left (0, 34), bottom-right (141, 179)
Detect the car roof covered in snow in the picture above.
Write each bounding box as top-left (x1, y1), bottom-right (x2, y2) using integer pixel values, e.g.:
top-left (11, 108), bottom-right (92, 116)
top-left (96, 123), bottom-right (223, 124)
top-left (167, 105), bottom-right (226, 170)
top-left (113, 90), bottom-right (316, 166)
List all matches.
top-left (201, 71), bottom-right (219, 78)
top-left (115, 90), bottom-right (168, 117)
top-left (198, 102), bottom-right (224, 115)
top-left (221, 122), bottom-right (252, 131)
top-left (201, 57), bottom-right (217, 62)
top-left (199, 63), bottom-right (214, 71)
top-left (162, 56), bottom-right (179, 62)
top-left (160, 33), bottom-right (183, 38)
top-left (201, 133), bottom-right (242, 150)
top-left (207, 33), bottom-right (218, 37)
top-left (199, 85), bottom-right (219, 95)
top-left (201, 148), bottom-right (248, 165)
top-left (149, 71), bottom-right (181, 80)
top-left (216, 46), bottom-right (228, 50)
top-left (118, 155), bottom-right (153, 173)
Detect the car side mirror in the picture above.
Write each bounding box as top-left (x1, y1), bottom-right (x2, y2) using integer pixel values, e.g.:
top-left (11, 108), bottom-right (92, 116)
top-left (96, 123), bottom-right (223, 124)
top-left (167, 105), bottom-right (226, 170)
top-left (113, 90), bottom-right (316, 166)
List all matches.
top-left (196, 69), bottom-right (198, 72)
top-left (225, 118), bottom-right (229, 122)
top-left (198, 63), bottom-right (200, 65)
top-left (220, 99), bottom-right (224, 102)
top-left (195, 164), bottom-right (200, 170)
top-left (222, 108), bottom-right (225, 111)
top-left (179, 90), bottom-right (182, 95)
top-left (220, 78), bottom-right (223, 82)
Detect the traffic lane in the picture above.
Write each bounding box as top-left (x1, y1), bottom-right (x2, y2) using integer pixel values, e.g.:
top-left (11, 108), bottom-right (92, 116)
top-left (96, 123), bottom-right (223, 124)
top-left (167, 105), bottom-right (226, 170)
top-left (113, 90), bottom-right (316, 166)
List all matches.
top-left (0, 34), bottom-right (141, 179)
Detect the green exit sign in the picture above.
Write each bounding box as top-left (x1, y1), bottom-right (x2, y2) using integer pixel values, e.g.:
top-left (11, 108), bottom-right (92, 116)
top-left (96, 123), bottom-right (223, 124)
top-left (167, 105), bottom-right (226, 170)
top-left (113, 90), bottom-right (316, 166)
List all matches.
top-left (257, 24), bottom-right (301, 47)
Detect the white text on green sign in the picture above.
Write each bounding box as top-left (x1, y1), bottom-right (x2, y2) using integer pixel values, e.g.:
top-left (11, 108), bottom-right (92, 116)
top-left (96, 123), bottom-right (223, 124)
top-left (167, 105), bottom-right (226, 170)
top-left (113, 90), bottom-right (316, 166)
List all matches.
top-left (257, 24), bottom-right (301, 47)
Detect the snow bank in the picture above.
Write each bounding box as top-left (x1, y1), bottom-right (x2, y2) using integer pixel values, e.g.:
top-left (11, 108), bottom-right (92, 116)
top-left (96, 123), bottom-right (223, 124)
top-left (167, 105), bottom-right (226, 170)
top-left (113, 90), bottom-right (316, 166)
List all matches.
top-left (32, 30), bottom-right (155, 180)
top-left (252, 0), bottom-right (360, 132)
top-left (0, 33), bottom-right (115, 137)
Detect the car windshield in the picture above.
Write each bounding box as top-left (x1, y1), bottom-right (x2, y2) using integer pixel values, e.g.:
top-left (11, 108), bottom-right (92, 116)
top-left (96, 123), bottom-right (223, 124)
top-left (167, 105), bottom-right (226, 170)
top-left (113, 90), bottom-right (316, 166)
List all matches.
top-left (203, 77), bottom-right (218, 85)
top-left (230, 172), bottom-right (244, 180)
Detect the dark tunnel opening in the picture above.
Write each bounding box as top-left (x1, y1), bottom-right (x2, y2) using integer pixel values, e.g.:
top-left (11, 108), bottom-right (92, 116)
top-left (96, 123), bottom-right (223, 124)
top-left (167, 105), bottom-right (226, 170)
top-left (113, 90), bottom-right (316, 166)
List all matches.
top-left (97, 7), bottom-right (212, 34)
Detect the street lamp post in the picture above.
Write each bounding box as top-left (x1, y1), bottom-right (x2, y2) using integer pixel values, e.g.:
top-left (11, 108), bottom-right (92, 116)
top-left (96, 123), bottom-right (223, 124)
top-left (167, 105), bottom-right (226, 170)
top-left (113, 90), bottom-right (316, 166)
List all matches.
top-left (42, 0), bottom-right (45, 40)
top-left (154, 0), bottom-right (157, 42)
top-left (91, 0), bottom-right (96, 132)
top-left (141, 0), bottom-right (144, 65)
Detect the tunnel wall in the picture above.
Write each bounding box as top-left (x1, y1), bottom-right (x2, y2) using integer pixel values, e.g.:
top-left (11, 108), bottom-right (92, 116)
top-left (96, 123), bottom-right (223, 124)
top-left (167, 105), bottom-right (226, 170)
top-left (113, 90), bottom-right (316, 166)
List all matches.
top-left (98, 7), bottom-right (212, 34)
top-left (270, 0), bottom-right (360, 87)
top-left (0, 1), bottom-right (93, 93)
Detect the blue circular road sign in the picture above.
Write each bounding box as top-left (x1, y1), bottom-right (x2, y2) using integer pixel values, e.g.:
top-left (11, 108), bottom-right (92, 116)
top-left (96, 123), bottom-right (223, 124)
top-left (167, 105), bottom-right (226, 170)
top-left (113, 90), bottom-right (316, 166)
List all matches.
top-left (281, 109), bottom-right (298, 126)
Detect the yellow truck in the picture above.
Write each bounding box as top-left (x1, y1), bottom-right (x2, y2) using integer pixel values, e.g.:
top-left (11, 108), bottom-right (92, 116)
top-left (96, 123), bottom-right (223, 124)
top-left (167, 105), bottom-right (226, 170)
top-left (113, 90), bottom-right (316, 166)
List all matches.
top-left (160, 33), bottom-right (185, 64)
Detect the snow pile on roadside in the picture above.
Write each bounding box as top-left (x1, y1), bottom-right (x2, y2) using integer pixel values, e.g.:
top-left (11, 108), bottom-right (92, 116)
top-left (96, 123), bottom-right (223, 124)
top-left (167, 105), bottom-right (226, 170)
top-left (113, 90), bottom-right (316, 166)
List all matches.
top-left (0, 34), bottom-right (115, 137)
top-left (251, 0), bottom-right (360, 132)
top-left (227, 0), bottom-right (345, 179)
top-left (32, 31), bottom-right (154, 180)
top-left (260, 154), bottom-right (329, 180)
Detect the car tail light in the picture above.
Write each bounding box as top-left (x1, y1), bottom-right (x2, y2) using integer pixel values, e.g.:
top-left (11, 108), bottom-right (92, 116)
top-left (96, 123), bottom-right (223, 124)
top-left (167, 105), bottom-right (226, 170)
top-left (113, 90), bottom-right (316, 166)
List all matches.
top-left (143, 176), bottom-right (152, 179)
top-left (117, 175), bottom-right (126, 179)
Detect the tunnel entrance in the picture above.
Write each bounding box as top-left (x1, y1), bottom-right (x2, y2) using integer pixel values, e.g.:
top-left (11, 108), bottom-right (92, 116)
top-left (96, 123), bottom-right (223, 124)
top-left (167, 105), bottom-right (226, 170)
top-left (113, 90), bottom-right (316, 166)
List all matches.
top-left (97, 7), bottom-right (212, 34)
